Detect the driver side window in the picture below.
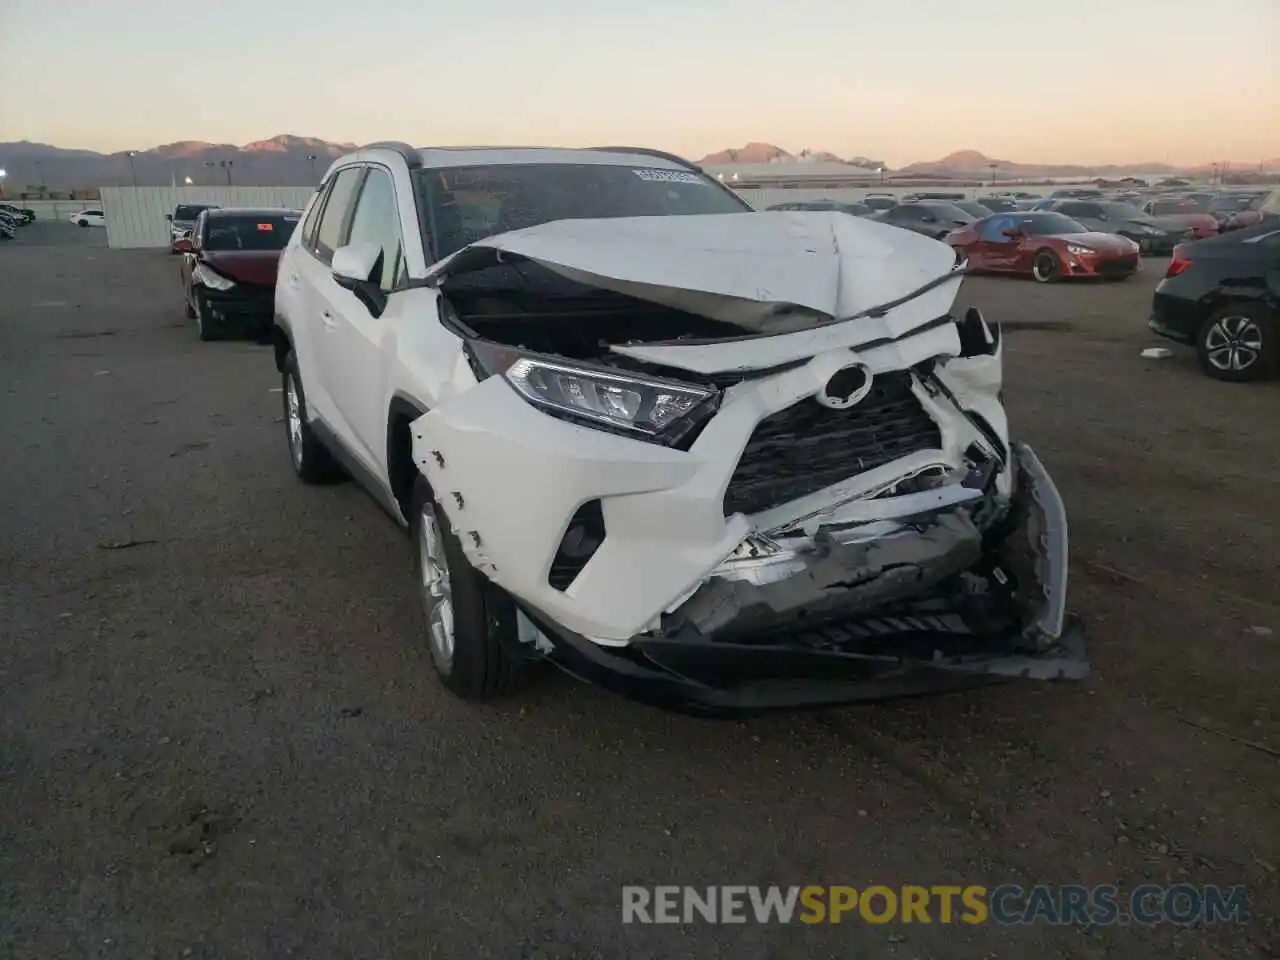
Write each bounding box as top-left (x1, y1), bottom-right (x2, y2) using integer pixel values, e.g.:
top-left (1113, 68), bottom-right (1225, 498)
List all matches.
top-left (979, 216), bottom-right (1013, 241)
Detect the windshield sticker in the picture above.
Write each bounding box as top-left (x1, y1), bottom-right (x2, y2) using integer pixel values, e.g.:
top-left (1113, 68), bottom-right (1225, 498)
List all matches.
top-left (256, 222), bottom-right (275, 231)
top-left (632, 168), bottom-right (705, 185)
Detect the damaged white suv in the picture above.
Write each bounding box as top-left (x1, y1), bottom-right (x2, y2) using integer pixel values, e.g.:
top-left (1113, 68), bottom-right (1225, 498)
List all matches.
top-left (272, 142), bottom-right (1087, 713)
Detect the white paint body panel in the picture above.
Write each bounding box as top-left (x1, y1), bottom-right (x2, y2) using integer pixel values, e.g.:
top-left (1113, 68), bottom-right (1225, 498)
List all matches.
top-left (278, 147), bottom-right (1011, 647)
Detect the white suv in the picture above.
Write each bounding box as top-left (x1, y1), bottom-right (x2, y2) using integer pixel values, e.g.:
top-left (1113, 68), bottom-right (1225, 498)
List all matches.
top-left (272, 142), bottom-right (1087, 714)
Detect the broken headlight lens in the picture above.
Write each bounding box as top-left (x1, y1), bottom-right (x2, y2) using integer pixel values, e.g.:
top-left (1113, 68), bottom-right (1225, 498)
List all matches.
top-left (466, 340), bottom-right (716, 439)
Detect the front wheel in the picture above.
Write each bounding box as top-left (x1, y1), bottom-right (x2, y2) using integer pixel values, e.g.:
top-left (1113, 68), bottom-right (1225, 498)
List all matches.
top-left (281, 353), bottom-right (341, 483)
top-left (410, 477), bottom-right (528, 700)
top-left (77, 219), bottom-right (89, 228)
top-left (1031, 250), bottom-right (1060, 283)
top-left (192, 290), bottom-right (217, 341)
top-left (1196, 305), bottom-right (1274, 382)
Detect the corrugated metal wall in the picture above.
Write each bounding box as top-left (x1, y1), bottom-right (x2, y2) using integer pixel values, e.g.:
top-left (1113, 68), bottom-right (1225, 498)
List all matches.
top-left (99, 186), bottom-right (317, 249)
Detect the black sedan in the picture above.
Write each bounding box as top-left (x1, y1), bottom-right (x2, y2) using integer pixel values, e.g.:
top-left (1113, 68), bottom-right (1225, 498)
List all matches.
top-left (872, 202), bottom-right (976, 240)
top-left (1050, 199), bottom-right (1193, 254)
top-left (0, 202), bottom-right (36, 225)
top-left (1149, 219), bottom-right (1280, 382)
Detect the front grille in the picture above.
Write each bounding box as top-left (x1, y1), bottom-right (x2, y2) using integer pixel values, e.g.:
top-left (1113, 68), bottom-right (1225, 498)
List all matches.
top-left (723, 372), bottom-right (942, 516)
top-left (206, 283), bottom-right (274, 313)
top-left (1095, 258), bottom-right (1136, 278)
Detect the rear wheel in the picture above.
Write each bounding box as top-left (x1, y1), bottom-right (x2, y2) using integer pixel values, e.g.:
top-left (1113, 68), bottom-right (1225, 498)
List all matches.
top-left (1196, 305), bottom-right (1274, 382)
top-left (409, 477), bottom-right (528, 700)
top-left (1031, 249), bottom-right (1060, 283)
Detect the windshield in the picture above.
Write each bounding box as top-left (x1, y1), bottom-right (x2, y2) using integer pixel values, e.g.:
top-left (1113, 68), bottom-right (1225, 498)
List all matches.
top-left (202, 214), bottom-right (299, 251)
top-left (920, 203), bottom-right (976, 222)
top-left (174, 204), bottom-right (213, 222)
top-left (418, 163), bottom-right (749, 258)
top-left (1148, 199), bottom-right (1201, 215)
top-left (1207, 195), bottom-right (1254, 213)
top-left (1013, 213), bottom-right (1090, 235)
top-left (1100, 202), bottom-right (1147, 219)
top-left (955, 202), bottom-right (993, 217)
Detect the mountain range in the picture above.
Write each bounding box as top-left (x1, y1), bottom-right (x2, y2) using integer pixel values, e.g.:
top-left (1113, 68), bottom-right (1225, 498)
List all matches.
top-left (1, 136), bottom-right (1275, 194)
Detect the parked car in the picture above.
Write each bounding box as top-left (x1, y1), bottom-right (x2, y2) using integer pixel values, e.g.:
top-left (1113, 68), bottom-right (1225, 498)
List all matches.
top-left (1216, 191), bottom-right (1276, 232)
top-left (0, 214), bottom-right (15, 241)
top-left (1149, 221), bottom-right (1279, 382)
top-left (767, 200), bottom-right (873, 217)
top-left (860, 193), bottom-right (898, 212)
top-left (69, 208), bottom-right (105, 228)
top-left (1141, 198), bottom-right (1219, 239)
top-left (873, 201), bottom-right (977, 239)
top-left (1048, 200), bottom-right (1192, 254)
top-left (271, 142), bottom-right (1085, 712)
top-left (901, 192), bottom-right (967, 202)
top-left (1049, 188), bottom-right (1105, 199)
top-left (175, 207), bottom-right (301, 340)
top-left (976, 196), bottom-right (1019, 212)
top-left (1207, 193), bottom-right (1267, 230)
top-left (953, 200), bottom-right (995, 219)
top-left (947, 211), bottom-right (1140, 283)
top-left (166, 203), bottom-right (219, 253)
top-left (0, 202), bottom-right (36, 224)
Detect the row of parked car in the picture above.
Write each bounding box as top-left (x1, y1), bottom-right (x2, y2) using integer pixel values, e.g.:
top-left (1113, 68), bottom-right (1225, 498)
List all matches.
top-left (771, 189), bottom-right (1280, 382)
top-left (0, 202), bottom-right (37, 239)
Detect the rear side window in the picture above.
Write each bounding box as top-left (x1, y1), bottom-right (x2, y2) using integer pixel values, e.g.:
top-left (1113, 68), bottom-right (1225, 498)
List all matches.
top-left (314, 167), bottom-right (366, 263)
top-left (300, 190), bottom-right (327, 249)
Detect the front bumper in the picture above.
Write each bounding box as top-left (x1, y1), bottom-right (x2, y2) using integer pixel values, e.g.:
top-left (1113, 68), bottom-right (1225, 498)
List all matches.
top-left (518, 442), bottom-right (1086, 714)
top-left (1068, 253), bottom-right (1139, 278)
top-left (198, 284), bottom-right (275, 328)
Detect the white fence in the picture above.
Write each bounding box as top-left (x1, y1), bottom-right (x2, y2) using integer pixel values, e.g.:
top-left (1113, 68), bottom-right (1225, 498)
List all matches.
top-left (98, 186), bottom-right (317, 249)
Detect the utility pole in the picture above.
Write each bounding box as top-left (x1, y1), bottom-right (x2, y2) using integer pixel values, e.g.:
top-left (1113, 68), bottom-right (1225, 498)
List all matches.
top-left (306, 153), bottom-right (318, 182)
top-left (127, 150), bottom-right (139, 187)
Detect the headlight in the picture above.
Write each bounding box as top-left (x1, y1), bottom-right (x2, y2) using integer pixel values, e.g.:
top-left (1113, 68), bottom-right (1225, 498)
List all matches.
top-left (1065, 244), bottom-right (1095, 256)
top-left (466, 340), bottom-right (717, 445)
top-left (192, 263), bottom-right (235, 291)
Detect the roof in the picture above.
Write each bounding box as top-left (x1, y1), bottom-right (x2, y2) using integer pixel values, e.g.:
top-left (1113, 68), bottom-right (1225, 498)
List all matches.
top-left (416, 146), bottom-right (691, 170)
top-left (205, 207), bottom-right (302, 217)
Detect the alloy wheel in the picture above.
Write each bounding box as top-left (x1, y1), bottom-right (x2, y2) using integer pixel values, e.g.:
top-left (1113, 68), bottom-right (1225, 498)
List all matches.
top-left (285, 375), bottom-right (304, 469)
top-left (417, 506), bottom-right (455, 670)
top-left (1204, 316), bottom-right (1264, 373)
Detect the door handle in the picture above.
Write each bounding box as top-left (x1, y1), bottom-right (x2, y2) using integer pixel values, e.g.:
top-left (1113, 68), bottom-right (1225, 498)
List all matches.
top-left (321, 310), bottom-right (337, 329)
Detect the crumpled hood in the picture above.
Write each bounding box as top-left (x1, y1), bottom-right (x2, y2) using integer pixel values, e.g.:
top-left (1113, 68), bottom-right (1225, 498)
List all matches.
top-left (427, 212), bottom-right (961, 329)
top-left (200, 250), bottom-right (283, 287)
top-left (1063, 231), bottom-right (1139, 251)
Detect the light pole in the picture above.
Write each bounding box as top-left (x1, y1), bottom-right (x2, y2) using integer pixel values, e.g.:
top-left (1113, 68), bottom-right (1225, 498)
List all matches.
top-left (127, 150), bottom-right (139, 187)
top-left (988, 162), bottom-right (998, 186)
top-left (305, 153), bottom-right (318, 182)
top-left (35, 160), bottom-right (46, 195)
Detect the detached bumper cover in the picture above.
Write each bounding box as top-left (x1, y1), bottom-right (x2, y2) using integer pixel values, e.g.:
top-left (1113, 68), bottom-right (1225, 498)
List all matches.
top-left (518, 442), bottom-right (1087, 713)
top-left (200, 284), bottom-right (276, 323)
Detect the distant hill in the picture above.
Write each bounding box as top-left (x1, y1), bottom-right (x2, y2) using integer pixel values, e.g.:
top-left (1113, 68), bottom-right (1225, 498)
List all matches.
top-left (0, 135), bottom-right (356, 192)
top-left (900, 149), bottom-right (1177, 178)
top-left (698, 143), bottom-right (885, 170)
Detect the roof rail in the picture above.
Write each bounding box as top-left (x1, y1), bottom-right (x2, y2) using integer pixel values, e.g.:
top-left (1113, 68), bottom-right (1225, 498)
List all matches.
top-left (589, 146), bottom-right (702, 173)
top-left (356, 141), bottom-right (422, 169)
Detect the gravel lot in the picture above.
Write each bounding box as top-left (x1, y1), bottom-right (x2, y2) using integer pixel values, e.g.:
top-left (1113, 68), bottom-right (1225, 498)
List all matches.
top-left (2, 227), bottom-right (1277, 959)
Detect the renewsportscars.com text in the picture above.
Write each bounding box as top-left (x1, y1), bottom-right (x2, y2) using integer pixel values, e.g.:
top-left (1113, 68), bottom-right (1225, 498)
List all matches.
top-left (621, 884), bottom-right (1249, 926)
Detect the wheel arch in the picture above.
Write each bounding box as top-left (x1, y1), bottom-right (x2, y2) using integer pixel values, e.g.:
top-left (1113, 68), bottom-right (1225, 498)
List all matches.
top-left (271, 315), bottom-right (293, 373)
top-left (387, 393), bottom-right (430, 517)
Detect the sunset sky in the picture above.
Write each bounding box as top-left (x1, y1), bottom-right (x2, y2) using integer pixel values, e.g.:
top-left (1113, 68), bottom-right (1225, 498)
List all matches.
top-left (1, 0), bottom-right (1276, 166)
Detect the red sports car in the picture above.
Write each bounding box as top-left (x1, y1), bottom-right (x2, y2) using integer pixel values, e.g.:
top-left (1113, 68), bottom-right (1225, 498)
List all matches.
top-left (946, 211), bottom-right (1141, 283)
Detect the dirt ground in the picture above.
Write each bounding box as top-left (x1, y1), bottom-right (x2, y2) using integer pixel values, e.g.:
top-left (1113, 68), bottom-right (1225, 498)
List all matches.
top-left (1, 227), bottom-right (1277, 959)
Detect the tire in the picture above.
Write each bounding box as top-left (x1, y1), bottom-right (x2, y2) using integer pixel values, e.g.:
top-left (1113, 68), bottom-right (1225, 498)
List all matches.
top-left (409, 476), bottom-right (527, 700)
top-left (77, 219), bottom-right (89, 228)
top-left (1031, 249), bottom-right (1060, 283)
top-left (192, 290), bottom-right (217, 341)
top-left (281, 352), bottom-right (341, 483)
top-left (1195, 305), bottom-right (1275, 383)
top-left (184, 289), bottom-right (196, 319)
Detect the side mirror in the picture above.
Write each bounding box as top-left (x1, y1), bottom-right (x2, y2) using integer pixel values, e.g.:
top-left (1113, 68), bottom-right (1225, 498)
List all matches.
top-left (331, 242), bottom-right (387, 316)
top-left (332, 242), bottom-right (381, 286)
top-left (165, 213), bottom-right (173, 221)
top-left (173, 237), bottom-right (193, 253)
top-left (1001, 227), bottom-right (1023, 238)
